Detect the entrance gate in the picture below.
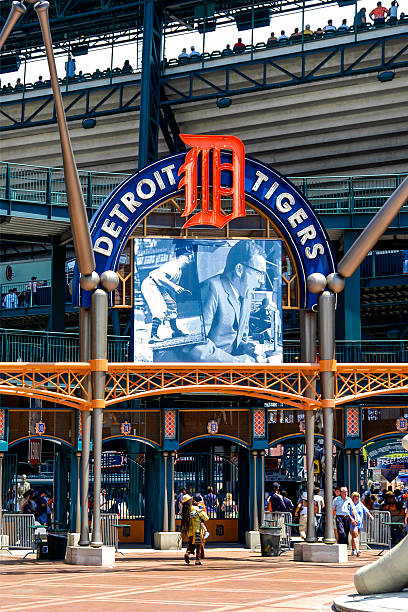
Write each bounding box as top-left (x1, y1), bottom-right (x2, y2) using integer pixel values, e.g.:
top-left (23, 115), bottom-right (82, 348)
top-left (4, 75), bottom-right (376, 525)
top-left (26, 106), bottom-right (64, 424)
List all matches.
top-left (175, 450), bottom-right (241, 542)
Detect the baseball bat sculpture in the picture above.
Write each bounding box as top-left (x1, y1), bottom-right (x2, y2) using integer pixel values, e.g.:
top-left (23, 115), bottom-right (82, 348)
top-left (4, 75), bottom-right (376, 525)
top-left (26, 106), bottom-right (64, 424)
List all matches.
top-left (354, 433), bottom-right (408, 595)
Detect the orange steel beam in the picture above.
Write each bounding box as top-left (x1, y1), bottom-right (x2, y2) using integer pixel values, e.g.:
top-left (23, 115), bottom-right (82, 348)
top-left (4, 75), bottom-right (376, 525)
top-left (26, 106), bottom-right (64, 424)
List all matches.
top-left (0, 362), bottom-right (91, 410)
top-left (0, 362), bottom-right (408, 410)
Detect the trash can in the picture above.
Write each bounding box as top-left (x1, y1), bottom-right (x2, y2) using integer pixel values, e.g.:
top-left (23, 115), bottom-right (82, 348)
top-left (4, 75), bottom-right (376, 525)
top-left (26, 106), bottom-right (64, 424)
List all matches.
top-left (36, 536), bottom-right (48, 560)
top-left (260, 525), bottom-right (281, 557)
top-left (47, 532), bottom-right (68, 561)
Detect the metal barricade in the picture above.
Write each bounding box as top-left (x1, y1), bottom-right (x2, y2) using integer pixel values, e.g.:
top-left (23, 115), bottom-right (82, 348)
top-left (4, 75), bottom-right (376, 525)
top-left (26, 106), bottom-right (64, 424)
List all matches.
top-left (264, 511), bottom-right (292, 549)
top-left (100, 513), bottom-right (119, 550)
top-left (361, 510), bottom-right (391, 549)
top-left (2, 513), bottom-right (35, 549)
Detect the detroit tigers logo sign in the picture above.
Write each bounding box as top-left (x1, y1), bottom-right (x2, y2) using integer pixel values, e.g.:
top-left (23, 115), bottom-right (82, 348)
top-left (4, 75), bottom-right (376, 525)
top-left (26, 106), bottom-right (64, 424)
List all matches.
top-left (178, 134), bottom-right (246, 229)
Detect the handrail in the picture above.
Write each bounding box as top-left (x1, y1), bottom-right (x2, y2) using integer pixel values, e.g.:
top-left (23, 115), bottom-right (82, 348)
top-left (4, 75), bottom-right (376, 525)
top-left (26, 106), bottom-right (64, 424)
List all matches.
top-left (0, 160), bottom-right (407, 216)
top-left (1, 328), bottom-right (406, 364)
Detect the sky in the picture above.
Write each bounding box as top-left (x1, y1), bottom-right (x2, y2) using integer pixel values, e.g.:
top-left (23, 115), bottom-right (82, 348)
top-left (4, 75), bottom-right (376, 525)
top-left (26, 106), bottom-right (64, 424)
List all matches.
top-left (0, 2), bottom-right (396, 85)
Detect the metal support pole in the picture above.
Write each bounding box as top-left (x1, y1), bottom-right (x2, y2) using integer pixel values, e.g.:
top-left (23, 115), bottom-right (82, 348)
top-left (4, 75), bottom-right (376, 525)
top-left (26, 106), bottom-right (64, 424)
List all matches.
top-left (162, 451), bottom-right (169, 532)
top-left (346, 449), bottom-right (352, 491)
top-left (170, 451), bottom-right (176, 532)
top-left (79, 308), bottom-right (91, 546)
top-left (300, 309), bottom-right (317, 542)
top-left (35, 1), bottom-right (95, 276)
top-left (0, 2), bottom-right (26, 52)
top-left (90, 289), bottom-right (108, 548)
top-left (252, 451), bottom-right (259, 531)
top-left (318, 290), bottom-right (336, 544)
top-left (259, 450), bottom-right (265, 527)
top-left (75, 451), bottom-right (81, 534)
top-left (354, 449), bottom-right (360, 492)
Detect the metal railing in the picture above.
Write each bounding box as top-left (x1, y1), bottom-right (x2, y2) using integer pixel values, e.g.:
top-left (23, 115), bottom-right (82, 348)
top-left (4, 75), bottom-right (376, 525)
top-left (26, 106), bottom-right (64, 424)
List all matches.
top-left (90, 513), bottom-right (119, 550)
top-left (263, 511), bottom-right (292, 549)
top-left (361, 510), bottom-right (392, 549)
top-left (0, 161), bottom-right (407, 217)
top-left (1, 329), bottom-right (407, 363)
top-left (0, 328), bottom-right (129, 363)
top-left (2, 513), bottom-right (35, 549)
top-left (361, 250), bottom-right (408, 279)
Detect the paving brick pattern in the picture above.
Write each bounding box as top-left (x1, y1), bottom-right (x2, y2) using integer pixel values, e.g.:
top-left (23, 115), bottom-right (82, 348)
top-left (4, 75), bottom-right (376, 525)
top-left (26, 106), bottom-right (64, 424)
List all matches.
top-left (0, 549), bottom-right (375, 611)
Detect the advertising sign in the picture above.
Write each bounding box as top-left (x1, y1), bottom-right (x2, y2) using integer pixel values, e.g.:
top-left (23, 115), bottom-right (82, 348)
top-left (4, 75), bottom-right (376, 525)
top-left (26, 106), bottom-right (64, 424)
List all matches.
top-left (133, 238), bottom-right (282, 364)
top-left (28, 438), bottom-right (41, 467)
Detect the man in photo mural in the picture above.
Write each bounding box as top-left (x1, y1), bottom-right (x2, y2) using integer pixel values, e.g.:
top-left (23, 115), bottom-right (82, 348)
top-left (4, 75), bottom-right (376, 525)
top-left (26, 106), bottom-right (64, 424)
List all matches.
top-left (141, 245), bottom-right (194, 342)
top-left (188, 241), bottom-right (267, 363)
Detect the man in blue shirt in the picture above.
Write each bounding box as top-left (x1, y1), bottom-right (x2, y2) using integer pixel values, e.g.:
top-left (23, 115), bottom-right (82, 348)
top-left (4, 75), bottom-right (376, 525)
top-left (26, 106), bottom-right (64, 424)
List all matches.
top-left (333, 486), bottom-right (358, 545)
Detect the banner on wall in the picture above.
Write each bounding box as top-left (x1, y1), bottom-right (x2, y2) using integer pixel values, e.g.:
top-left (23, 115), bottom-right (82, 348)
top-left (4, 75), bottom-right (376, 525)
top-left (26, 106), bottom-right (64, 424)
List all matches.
top-left (133, 238), bottom-right (282, 364)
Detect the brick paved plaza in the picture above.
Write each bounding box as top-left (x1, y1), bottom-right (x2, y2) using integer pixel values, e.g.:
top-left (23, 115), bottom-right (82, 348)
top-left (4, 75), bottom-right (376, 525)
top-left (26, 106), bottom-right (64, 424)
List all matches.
top-left (0, 549), bottom-right (378, 611)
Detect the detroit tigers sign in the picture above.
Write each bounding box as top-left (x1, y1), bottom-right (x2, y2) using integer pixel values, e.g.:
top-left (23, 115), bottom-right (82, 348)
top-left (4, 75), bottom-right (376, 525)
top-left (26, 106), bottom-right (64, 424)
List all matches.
top-left (75, 135), bottom-right (336, 308)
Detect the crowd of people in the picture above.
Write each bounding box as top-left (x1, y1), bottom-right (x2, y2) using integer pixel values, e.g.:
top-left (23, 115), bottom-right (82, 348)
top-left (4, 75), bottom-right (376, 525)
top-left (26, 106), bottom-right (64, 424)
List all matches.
top-left (267, 481), bottom-right (408, 554)
top-left (0, 3), bottom-right (406, 95)
top-left (18, 488), bottom-right (53, 526)
top-left (176, 486), bottom-right (238, 519)
top-left (176, 1), bottom-right (404, 63)
top-left (1, 277), bottom-right (45, 309)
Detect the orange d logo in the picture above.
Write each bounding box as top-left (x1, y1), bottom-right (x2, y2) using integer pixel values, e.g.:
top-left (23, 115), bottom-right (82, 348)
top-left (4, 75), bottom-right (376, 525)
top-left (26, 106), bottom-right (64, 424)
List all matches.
top-left (178, 134), bottom-right (246, 229)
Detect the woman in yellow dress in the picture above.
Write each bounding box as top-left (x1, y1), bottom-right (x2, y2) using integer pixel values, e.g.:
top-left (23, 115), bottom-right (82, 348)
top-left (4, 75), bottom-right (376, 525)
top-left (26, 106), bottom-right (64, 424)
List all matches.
top-left (180, 494), bottom-right (209, 565)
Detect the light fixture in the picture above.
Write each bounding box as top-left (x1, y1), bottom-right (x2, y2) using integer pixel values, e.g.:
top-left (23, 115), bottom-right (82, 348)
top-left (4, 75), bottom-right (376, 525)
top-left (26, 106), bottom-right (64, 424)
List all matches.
top-left (82, 118), bottom-right (96, 129)
top-left (216, 97), bottom-right (232, 108)
top-left (377, 70), bottom-right (395, 82)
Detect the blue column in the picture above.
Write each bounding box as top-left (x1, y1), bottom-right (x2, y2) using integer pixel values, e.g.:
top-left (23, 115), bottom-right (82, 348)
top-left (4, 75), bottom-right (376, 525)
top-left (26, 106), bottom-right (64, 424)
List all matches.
top-left (144, 448), bottom-right (164, 545)
top-left (51, 242), bottom-right (66, 332)
top-left (69, 451), bottom-right (79, 532)
top-left (337, 230), bottom-right (361, 344)
top-left (138, 0), bottom-right (163, 169)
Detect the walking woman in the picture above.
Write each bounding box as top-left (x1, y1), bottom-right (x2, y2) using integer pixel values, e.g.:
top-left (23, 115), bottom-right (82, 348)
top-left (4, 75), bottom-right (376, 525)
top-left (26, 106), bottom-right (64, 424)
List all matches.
top-left (350, 491), bottom-right (374, 556)
top-left (180, 493), bottom-right (209, 566)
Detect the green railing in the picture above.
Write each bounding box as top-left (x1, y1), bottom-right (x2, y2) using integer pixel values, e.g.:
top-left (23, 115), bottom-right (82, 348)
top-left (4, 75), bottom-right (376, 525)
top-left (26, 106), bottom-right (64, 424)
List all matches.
top-left (1, 160), bottom-right (407, 216)
top-left (1, 329), bottom-right (407, 364)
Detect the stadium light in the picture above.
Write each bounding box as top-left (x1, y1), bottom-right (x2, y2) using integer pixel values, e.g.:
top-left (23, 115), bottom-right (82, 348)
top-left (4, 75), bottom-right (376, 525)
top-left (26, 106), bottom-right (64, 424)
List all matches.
top-left (377, 70), bottom-right (395, 82)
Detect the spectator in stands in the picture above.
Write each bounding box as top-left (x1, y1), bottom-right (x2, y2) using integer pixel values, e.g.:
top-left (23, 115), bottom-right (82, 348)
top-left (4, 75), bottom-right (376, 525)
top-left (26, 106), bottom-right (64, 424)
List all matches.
top-left (2, 289), bottom-right (15, 309)
top-left (315, 26), bottom-right (324, 38)
top-left (400, 11), bottom-right (407, 21)
top-left (354, 7), bottom-right (367, 29)
top-left (233, 37), bottom-right (246, 53)
top-left (388, 0), bottom-right (399, 23)
top-left (303, 24), bottom-right (314, 37)
top-left (92, 68), bottom-right (103, 78)
top-left (323, 19), bottom-right (336, 32)
top-left (65, 57), bottom-right (76, 79)
top-left (2, 83), bottom-right (12, 93)
top-left (266, 31), bottom-right (277, 45)
top-left (338, 18), bottom-right (349, 32)
top-left (369, 1), bottom-right (389, 25)
top-left (77, 71), bottom-right (86, 82)
top-left (278, 30), bottom-right (289, 42)
top-left (34, 76), bottom-right (44, 88)
top-left (14, 77), bottom-right (23, 91)
top-left (189, 45), bottom-right (200, 59)
top-left (122, 59), bottom-right (133, 74)
top-left (178, 48), bottom-right (189, 61)
top-left (290, 27), bottom-right (302, 41)
top-left (222, 44), bottom-right (233, 55)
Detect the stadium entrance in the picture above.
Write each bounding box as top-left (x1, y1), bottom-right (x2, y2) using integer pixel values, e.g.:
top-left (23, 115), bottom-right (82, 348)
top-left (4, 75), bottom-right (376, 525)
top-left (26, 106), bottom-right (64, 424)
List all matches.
top-left (175, 441), bottom-right (246, 543)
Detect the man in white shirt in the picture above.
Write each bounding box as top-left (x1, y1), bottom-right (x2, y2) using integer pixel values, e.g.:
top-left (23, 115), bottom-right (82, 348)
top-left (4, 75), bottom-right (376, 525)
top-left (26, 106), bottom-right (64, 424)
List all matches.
top-left (314, 486), bottom-right (325, 537)
top-left (333, 486), bottom-right (358, 545)
top-left (323, 19), bottom-right (336, 32)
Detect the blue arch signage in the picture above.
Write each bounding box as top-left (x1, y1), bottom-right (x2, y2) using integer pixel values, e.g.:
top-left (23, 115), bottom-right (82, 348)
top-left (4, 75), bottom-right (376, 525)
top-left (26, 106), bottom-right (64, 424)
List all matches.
top-left (75, 151), bottom-right (336, 308)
